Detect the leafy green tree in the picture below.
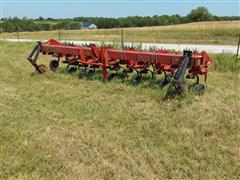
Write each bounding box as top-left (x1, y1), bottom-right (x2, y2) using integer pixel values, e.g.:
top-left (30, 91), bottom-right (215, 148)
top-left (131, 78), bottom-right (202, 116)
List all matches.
top-left (187, 7), bottom-right (213, 22)
top-left (41, 23), bottom-right (51, 31)
top-left (69, 22), bottom-right (81, 29)
top-left (38, 16), bottom-right (44, 21)
top-left (1, 7), bottom-right (240, 32)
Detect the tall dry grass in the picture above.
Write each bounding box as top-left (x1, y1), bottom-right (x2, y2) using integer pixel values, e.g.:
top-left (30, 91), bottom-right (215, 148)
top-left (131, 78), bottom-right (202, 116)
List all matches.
top-left (2, 21), bottom-right (240, 45)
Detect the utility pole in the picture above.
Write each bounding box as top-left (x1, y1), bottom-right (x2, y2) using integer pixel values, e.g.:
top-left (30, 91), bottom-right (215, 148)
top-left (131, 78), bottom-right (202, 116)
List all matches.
top-left (237, 34), bottom-right (240, 58)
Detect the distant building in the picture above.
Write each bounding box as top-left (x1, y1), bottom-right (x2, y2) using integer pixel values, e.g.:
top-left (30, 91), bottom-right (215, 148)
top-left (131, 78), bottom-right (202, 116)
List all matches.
top-left (81, 22), bottom-right (97, 29)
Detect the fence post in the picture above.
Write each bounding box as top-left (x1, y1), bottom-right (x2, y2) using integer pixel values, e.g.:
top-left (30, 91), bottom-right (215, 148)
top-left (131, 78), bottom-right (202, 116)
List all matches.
top-left (17, 30), bottom-right (19, 43)
top-left (121, 28), bottom-right (124, 50)
top-left (236, 34), bottom-right (240, 58)
top-left (58, 29), bottom-right (61, 41)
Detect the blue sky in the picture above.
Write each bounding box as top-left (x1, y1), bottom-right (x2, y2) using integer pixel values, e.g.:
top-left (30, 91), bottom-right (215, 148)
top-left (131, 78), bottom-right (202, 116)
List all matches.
top-left (1, 0), bottom-right (240, 18)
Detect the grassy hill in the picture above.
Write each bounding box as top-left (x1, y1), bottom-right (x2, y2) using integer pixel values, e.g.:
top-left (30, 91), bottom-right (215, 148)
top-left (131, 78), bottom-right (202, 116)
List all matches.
top-left (2, 21), bottom-right (240, 45)
top-left (0, 41), bottom-right (240, 179)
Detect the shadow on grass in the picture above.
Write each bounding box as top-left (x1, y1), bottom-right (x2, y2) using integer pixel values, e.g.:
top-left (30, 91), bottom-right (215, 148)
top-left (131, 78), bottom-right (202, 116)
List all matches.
top-left (56, 67), bottom-right (166, 88)
top-left (54, 66), bottom-right (201, 101)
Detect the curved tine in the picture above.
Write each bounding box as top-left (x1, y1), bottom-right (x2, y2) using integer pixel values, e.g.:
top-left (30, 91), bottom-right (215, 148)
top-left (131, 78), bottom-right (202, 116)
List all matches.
top-left (118, 66), bottom-right (128, 78)
top-left (77, 62), bottom-right (83, 69)
top-left (112, 63), bottom-right (121, 72)
top-left (66, 64), bottom-right (69, 69)
top-left (84, 66), bottom-right (87, 72)
top-left (85, 68), bottom-right (95, 78)
top-left (160, 71), bottom-right (171, 89)
top-left (163, 71), bottom-right (168, 80)
top-left (148, 64), bottom-right (155, 79)
top-left (148, 69), bottom-right (155, 79)
top-left (132, 70), bottom-right (142, 85)
top-left (134, 69), bottom-right (141, 77)
top-left (151, 63), bottom-right (156, 72)
top-left (124, 70), bottom-right (128, 78)
top-left (204, 74), bottom-right (208, 89)
top-left (119, 65), bottom-right (126, 71)
top-left (196, 74), bottom-right (199, 84)
top-left (163, 71), bottom-right (169, 82)
top-left (204, 74), bottom-right (207, 83)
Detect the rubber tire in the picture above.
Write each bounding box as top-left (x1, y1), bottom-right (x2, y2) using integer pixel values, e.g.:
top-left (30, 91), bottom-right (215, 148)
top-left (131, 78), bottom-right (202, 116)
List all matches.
top-left (49, 60), bottom-right (59, 71)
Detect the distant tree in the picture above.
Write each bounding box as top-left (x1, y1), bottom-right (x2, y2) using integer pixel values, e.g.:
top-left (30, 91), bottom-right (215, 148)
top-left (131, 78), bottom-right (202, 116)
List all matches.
top-left (47, 17), bottom-right (54, 21)
top-left (69, 22), bottom-right (81, 29)
top-left (1, 7), bottom-right (240, 32)
top-left (41, 23), bottom-right (51, 31)
top-left (187, 7), bottom-right (213, 22)
top-left (38, 16), bottom-right (44, 21)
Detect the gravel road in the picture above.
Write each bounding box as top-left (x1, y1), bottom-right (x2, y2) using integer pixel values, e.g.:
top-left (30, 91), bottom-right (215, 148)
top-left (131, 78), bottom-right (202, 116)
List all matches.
top-left (1, 38), bottom-right (238, 54)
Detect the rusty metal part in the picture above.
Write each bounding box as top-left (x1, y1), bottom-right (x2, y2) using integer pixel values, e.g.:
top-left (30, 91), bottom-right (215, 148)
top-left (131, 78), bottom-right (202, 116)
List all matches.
top-left (36, 64), bottom-right (47, 74)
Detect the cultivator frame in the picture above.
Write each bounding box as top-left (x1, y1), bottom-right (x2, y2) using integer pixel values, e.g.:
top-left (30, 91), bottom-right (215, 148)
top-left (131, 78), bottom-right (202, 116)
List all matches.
top-left (28, 39), bottom-right (213, 96)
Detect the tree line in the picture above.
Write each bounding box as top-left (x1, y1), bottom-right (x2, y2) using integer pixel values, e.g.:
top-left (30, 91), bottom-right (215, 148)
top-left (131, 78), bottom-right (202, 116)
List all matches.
top-left (0, 7), bottom-right (239, 32)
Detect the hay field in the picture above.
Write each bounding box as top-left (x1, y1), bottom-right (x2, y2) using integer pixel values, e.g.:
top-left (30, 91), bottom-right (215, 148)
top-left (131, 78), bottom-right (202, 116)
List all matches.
top-left (2, 21), bottom-right (240, 45)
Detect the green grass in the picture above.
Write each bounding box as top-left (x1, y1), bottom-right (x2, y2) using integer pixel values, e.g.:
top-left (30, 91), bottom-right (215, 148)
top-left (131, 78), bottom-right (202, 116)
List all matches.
top-left (0, 42), bottom-right (240, 179)
top-left (2, 21), bottom-right (240, 45)
top-left (212, 53), bottom-right (240, 72)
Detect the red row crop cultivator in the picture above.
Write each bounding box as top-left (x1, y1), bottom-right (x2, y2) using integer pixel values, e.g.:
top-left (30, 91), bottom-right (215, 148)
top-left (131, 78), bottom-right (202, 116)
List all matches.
top-left (27, 39), bottom-right (213, 97)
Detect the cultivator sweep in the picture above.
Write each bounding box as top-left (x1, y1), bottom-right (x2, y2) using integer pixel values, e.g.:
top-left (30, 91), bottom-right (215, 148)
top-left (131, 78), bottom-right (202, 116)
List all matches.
top-left (27, 39), bottom-right (213, 96)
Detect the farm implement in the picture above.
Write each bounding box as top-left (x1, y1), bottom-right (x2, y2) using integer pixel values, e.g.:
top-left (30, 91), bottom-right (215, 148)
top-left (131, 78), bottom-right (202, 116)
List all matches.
top-left (27, 39), bottom-right (213, 96)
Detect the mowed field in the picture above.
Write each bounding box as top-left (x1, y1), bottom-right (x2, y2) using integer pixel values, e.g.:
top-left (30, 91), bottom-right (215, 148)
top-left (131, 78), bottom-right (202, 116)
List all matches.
top-left (2, 21), bottom-right (240, 45)
top-left (0, 40), bottom-right (240, 179)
